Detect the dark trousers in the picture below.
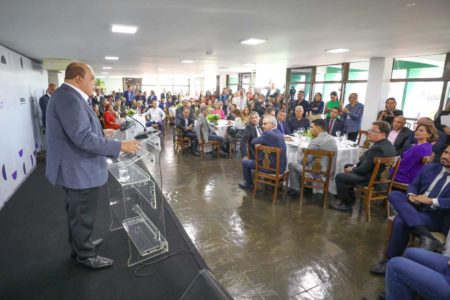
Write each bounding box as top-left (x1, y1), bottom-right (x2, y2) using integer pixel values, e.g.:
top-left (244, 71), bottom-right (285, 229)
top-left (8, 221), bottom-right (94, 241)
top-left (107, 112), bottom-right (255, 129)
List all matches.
top-left (335, 172), bottom-right (368, 206)
top-left (185, 131), bottom-right (198, 151)
top-left (386, 191), bottom-right (448, 258)
top-left (242, 159), bottom-right (256, 185)
top-left (386, 248), bottom-right (450, 300)
top-left (146, 120), bottom-right (164, 134)
top-left (64, 186), bottom-right (100, 259)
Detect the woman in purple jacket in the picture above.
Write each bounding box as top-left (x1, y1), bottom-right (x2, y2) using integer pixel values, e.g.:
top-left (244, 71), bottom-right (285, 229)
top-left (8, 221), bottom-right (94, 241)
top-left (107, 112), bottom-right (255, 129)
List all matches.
top-left (394, 123), bottom-right (438, 183)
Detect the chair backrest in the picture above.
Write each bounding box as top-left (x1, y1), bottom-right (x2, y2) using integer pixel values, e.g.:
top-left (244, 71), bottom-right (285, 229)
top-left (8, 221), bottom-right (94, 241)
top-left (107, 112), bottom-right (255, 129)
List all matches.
top-left (301, 149), bottom-right (336, 178)
top-left (176, 127), bottom-right (185, 139)
top-left (357, 130), bottom-right (370, 148)
top-left (254, 145), bottom-right (281, 177)
top-left (367, 156), bottom-right (401, 191)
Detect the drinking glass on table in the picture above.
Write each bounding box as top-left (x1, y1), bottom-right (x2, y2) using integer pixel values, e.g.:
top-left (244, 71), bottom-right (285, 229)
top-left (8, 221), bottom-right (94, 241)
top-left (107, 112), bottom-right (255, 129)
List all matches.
top-left (299, 128), bottom-right (305, 135)
top-left (336, 130), bottom-right (341, 138)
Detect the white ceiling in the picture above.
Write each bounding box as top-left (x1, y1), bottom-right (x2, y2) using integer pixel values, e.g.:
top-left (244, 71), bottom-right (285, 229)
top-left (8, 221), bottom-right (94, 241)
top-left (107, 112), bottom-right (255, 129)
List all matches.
top-left (0, 0), bottom-right (449, 77)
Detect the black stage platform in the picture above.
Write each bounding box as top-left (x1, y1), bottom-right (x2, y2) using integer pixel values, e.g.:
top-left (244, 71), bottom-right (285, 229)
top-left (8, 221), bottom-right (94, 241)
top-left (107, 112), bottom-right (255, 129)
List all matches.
top-left (0, 163), bottom-right (229, 300)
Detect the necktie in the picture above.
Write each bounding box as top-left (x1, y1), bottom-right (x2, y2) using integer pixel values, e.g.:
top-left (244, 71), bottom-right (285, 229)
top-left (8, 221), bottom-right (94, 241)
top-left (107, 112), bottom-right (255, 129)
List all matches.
top-left (429, 172), bottom-right (450, 198)
top-left (185, 119), bottom-right (188, 130)
top-left (328, 120), bottom-right (334, 134)
top-left (256, 126), bottom-right (262, 137)
top-left (279, 122), bottom-right (284, 134)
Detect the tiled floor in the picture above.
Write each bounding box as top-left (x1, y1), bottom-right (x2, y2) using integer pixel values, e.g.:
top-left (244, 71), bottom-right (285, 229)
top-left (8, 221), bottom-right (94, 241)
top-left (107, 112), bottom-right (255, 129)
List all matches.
top-left (156, 129), bottom-right (387, 299)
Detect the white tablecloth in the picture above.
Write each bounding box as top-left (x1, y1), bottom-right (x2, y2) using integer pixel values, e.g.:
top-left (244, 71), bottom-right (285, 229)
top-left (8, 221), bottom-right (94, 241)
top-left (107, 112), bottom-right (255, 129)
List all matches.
top-left (286, 136), bottom-right (360, 194)
top-left (125, 114), bottom-right (147, 137)
top-left (214, 120), bottom-right (233, 137)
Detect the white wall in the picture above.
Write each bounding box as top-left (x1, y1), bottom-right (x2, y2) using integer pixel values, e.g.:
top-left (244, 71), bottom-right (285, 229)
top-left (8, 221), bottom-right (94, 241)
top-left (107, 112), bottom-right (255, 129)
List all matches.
top-left (0, 45), bottom-right (48, 209)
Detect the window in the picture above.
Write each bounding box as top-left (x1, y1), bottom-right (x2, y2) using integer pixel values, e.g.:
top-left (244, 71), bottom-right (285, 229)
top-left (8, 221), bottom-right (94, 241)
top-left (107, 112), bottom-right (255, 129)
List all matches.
top-left (289, 68), bottom-right (312, 82)
top-left (289, 83), bottom-right (311, 101)
top-left (348, 62), bottom-right (369, 81)
top-left (388, 81), bottom-right (444, 119)
top-left (315, 65), bottom-right (342, 81)
top-left (392, 54), bottom-right (446, 79)
top-left (344, 82), bottom-right (367, 105)
top-left (314, 83), bottom-right (341, 102)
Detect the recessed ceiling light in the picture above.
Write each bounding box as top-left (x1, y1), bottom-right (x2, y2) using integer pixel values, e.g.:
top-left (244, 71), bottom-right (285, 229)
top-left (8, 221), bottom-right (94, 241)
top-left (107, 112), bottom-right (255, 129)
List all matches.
top-left (101, 72), bottom-right (109, 75)
top-left (405, 2), bottom-right (416, 7)
top-left (102, 66), bottom-right (112, 70)
top-left (325, 48), bottom-right (350, 54)
top-left (111, 24), bottom-right (138, 34)
top-left (240, 38), bottom-right (266, 45)
top-left (181, 60), bottom-right (194, 64)
top-left (105, 56), bottom-right (119, 60)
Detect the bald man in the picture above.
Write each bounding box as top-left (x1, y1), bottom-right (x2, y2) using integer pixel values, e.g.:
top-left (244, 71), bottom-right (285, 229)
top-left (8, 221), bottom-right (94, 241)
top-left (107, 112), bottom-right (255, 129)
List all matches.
top-left (388, 116), bottom-right (412, 155)
top-left (46, 62), bottom-right (139, 269)
top-left (39, 83), bottom-right (56, 130)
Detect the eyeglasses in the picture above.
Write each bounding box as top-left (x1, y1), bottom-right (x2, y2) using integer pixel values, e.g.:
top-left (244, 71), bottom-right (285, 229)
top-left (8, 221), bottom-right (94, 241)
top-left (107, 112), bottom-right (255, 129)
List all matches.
top-left (368, 129), bottom-right (381, 134)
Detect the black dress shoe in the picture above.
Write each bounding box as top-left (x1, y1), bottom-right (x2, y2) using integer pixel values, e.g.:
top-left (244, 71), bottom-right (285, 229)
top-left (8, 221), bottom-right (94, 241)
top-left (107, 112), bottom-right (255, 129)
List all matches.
top-left (418, 236), bottom-right (445, 253)
top-left (76, 255), bottom-right (114, 269)
top-left (239, 182), bottom-right (253, 190)
top-left (370, 258), bottom-right (388, 275)
top-left (329, 201), bottom-right (352, 212)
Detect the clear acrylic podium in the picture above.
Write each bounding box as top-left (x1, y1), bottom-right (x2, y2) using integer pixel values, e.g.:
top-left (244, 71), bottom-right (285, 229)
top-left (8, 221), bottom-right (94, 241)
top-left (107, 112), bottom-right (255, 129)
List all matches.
top-left (107, 127), bottom-right (168, 267)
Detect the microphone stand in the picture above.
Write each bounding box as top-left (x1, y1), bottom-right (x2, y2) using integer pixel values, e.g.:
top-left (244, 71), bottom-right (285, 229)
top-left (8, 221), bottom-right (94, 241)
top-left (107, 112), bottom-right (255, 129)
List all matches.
top-left (115, 105), bottom-right (135, 131)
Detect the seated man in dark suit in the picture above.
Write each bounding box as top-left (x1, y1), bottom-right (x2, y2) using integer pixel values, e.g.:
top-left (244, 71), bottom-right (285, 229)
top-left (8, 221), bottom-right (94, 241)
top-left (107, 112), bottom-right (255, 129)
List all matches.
top-left (276, 110), bottom-right (291, 135)
top-left (287, 106), bottom-right (310, 133)
top-left (176, 99), bottom-right (195, 119)
top-left (239, 115), bottom-right (287, 189)
top-left (330, 121), bottom-right (396, 212)
top-left (176, 107), bottom-right (198, 155)
top-left (388, 116), bottom-right (412, 155)
top-left (324, 107), bottom-right (344, 137)
top-left (370, 144), bottom-right (450, 276)
top-left (240, 111), bottom-right (262, 160)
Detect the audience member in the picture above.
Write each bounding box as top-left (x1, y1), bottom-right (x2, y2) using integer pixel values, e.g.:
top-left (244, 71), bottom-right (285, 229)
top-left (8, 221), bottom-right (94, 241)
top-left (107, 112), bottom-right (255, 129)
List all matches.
top-left (240, 111), bottom-right (262, 160)
top-left (308, 92), bottom-right (324, 120)
top-left (239, 115), bottom-right (286, 189)
top-left (145, 100), bottom-right (166, 133)
top-left (287, 106), bottom-right (310, 133)
top-left (102, 103), bottom-right (121, 130)
top-left (176, 99), bottom-right (195, 119)
top-left (330, 121), bottom-right (395, 212)
top-left (370, 145), bottom-right (450, 276)
top-left (123, 85), bottom-right (134, 107)
top-left (324, 91), bottom-right (341, 118)
top-left (276, 110), bottom-right (291, 135)
top-left (176, 107), bottom-right (198, 155)
top-left (225, 109), bottom-right (246, 143)
top-left (394, 123), bottom-right (438, 184)
top-left (211, 101), bottom-right (225, 119)
top-left (289, 90), bottom-right (309, 118)
top-left (325, 107), bottom-right (344, 136)
top-left (388, 116), bottom-right (412, 155)
top-left (242, 106), bottom-right (250, 124)
top-left (288, 119), bottom-right (337, 196)
top-left (385, 248), bottom-right (450, 300)
top-left (377, 97), bottom-right (403, 125)
top-left (194, 105), bottom-right (227, 154)
top-left (342, 93), bottom-right (364, 141)
top-left (147, 90), bottom-right (157, 105)
top-left (39, 83), bottom-right (57, 130)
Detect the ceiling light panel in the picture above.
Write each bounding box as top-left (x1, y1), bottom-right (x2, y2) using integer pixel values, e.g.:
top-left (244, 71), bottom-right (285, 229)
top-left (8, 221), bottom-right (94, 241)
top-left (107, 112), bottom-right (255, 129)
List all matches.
top-left (111, 24), bottom-right (138, 34)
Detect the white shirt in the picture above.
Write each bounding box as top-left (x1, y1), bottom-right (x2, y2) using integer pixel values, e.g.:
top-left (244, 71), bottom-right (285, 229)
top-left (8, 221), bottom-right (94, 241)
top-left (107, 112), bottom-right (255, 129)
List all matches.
top-left (63, 82), bottom-right (89, 104)
top-left (145, 107), bottom-right (166, 123)
top-left (233, 117), bottom-right (246, 130)
top-left (424, 167), bottom-right (450, 207)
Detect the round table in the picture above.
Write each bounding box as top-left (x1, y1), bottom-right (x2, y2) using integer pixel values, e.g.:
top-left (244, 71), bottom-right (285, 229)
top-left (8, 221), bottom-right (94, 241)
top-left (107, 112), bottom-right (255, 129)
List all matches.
top-left (214, 120), bottom-right (233, 137)
top-left (286, 136), bottom-right (360, 194)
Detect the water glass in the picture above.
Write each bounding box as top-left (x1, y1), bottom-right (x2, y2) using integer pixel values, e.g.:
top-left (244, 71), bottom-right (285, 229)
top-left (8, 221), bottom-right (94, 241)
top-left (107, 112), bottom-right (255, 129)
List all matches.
top-left (118, 167), bottom-right (130, 183)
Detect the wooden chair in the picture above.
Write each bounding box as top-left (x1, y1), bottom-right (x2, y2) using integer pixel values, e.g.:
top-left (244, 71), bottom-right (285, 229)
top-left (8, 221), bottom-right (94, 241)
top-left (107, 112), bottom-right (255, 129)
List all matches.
top-left (299, 149), bottom-right (336, 208)
top-left (252, 145), bottom-right (290, 204)
top-left (359, 156), bottom-right (401, 221)
top-left (357, 130), bottom-right (370, 149)
top-left (392, 154), bottom-right (434, 191)
top-left (198, 131), bottom-right (220, 159)
top-left (174, 127), bottom-right (191, 154)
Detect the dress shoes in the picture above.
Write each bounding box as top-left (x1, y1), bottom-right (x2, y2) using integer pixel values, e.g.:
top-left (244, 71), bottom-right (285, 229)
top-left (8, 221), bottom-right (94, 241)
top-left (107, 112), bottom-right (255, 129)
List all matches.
top-left (239, 182), bottom-right (253, 190)
top-left (369, 258), bottom-right (388, 275)
top-left (329, 201), bottom-right (352, 212)
top-left (418, 236), bottom-right (445, 253)
top-left (76, 255), bottom-right (114, 269)
top-left (71, 238), bottom-right (104, 259)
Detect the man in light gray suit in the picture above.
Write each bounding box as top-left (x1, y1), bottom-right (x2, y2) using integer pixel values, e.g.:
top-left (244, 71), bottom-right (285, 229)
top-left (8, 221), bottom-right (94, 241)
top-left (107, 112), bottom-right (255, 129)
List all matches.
top-left (194, 105), bottom-right (227, 154)
top-left (46, 62), bottom-right (139, 269)
top-left (288, 118), bottom-right (337, 196)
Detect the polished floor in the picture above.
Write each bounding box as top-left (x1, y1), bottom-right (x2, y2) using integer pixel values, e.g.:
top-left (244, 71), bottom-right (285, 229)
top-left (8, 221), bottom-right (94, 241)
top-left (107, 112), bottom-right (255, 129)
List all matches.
top-left (156, 128), bottom-right (387, 299)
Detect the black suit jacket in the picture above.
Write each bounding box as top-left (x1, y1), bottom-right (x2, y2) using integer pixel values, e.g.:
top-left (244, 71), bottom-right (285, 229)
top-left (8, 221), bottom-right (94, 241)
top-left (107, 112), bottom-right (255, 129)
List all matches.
top-left (325, 118), bottom-right (344, 137)
top-left (240, 124), bottom-right (261, 159)
top-left (39, 94), bottom-right (50, 128)
top-left (352, 138), bottom-right (396, 180)
top-left (175, 116), bottom-right (194, 133)
top-left (393, 127), bottom-right (412, 155)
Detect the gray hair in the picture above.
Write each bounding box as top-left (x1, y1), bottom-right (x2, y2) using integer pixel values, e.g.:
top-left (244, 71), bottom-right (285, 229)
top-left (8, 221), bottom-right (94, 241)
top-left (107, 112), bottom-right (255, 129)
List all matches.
top-left (295, 106), bottom-right (304, 112)
top-left (250, 111), bottom-right (260, 118)
top-left (263, 115), bottom-right (277, 127)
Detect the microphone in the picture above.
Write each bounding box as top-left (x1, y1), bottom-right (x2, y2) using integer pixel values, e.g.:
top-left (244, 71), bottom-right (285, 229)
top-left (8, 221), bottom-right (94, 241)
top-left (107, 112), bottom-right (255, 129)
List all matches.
top-left (126, 114), bottom-right (159, 140)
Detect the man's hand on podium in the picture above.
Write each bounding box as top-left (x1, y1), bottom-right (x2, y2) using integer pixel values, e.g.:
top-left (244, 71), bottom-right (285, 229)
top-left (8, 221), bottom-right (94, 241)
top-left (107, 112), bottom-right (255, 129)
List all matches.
top-left (121, 140), bottom-right (140, 154)
top-left (103, 128), bottom-right (116, 138)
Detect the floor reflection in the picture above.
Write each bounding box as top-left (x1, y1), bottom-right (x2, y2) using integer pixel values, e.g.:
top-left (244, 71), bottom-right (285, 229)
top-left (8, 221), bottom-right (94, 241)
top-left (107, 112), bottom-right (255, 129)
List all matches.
top-left (159, 130), bottom-right (385, 299)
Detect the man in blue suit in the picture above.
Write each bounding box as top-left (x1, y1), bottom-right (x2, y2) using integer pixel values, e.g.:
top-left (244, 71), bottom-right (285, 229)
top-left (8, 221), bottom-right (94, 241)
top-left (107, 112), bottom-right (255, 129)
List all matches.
top-left (370, 144), bottom-right (450, 275)
top-left (46, 62), bottom-right (139, 269)
top-left (39, 83), bottom-right (56, 130)
top-left (123, 85), bottom-right (135, 108)
top-left (276, 110), bottom-right (291, 135)
top-left (239, 115), bottom-right (287, 189)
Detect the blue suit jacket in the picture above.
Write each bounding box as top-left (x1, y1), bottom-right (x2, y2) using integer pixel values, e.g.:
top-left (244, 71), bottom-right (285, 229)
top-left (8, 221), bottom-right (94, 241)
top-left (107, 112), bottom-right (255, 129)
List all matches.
top-left (46, 84), bottom-right (121, 189)
top-left (277, 121), bottom-right (291, 135)
top-left (251, 128), bottom-right (287, 173)
top-left (408, 163), bottom-right (450, 209)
